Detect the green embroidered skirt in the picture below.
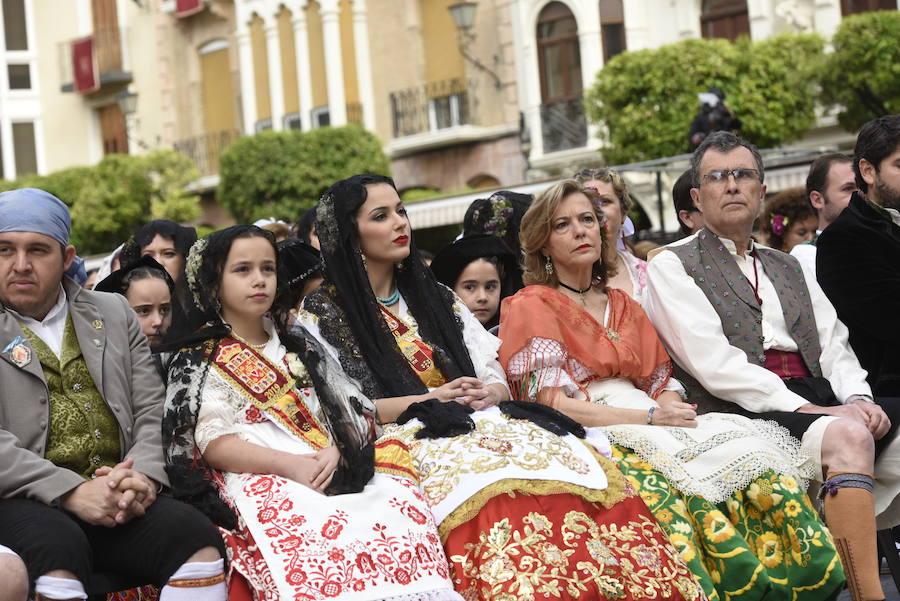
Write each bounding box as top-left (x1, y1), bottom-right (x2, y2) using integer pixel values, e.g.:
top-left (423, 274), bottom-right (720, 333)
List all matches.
top-left (611, 444), bottom-right (845, 601)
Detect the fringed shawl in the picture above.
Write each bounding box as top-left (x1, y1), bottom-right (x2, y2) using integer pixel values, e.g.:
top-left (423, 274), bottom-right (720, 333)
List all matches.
top-left (498, 286), bottom-right (672, 401)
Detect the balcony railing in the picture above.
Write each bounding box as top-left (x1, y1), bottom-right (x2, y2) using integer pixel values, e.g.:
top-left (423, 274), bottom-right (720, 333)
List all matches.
top-left (173, 129), bottom-right (241, 177)
top-left (59, 26), bottom-right (131, 93)
top-left (389, 78), bottom-right (474, 138)
top-left (540, 98), bottom-right (587, 153)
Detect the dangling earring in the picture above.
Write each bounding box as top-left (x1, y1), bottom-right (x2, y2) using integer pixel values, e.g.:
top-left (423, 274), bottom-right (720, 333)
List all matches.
top-left (359, 249), bottom-right (368, 270)
top-left (544, 255), bottom-right (554, 276)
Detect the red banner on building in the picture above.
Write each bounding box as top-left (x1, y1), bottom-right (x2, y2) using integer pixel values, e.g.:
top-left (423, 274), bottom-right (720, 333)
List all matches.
top-left (175, 0), bottom-right (204, 18)
top-left (71, 37), bottom-right (98, 94)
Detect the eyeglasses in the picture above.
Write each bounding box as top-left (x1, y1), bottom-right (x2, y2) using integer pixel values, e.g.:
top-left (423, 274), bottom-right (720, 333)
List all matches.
top-left (701, 168), bottom-right (760, 186)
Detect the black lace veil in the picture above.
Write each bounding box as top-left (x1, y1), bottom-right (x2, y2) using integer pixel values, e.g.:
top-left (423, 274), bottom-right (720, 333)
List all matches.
top-left (309, 175), bottom-right (476, 398)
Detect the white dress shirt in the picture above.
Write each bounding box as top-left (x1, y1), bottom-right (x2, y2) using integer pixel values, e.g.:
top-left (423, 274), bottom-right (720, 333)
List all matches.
top-left (7, 284), bottom-right (68, 357)
top-left (789, 230), bottom-right (821, 276)
top-left (645, 234), bottom-right (871, 414)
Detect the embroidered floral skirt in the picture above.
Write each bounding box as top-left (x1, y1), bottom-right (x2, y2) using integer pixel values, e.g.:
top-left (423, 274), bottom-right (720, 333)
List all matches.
top-left (442, 486), bottom-right (705, 601)
top-left (611, 444), bottom-right (845, 601)
top-left (107, 586), bottom-right (158, 601)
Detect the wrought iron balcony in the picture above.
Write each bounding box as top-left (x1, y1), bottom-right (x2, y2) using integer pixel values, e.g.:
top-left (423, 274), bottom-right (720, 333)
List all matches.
top-left (389, 78), bottom-right (475, 138)
top-left (59, 26), bottom-right (132, 94)
top-left (172, 129), bottom-right (241, 177)
top-left (540, 98), bottom-right (587, 153)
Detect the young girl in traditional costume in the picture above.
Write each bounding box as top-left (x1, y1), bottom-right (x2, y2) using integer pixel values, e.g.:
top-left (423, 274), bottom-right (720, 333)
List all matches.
top-left (162, 225), bottom-right (460, 601)
top-left (299, 175), bottom-right (706, 601)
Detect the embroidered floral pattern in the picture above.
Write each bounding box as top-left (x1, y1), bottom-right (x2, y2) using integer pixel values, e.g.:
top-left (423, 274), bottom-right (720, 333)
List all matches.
top-left (383, 416), bottom-right (593, 508)
top-left (449, 508), bottom-right (703, 601)
top-left (238, 474), bottom-right (451, 599)
top-left (611, 445), bottom-right (845, 600)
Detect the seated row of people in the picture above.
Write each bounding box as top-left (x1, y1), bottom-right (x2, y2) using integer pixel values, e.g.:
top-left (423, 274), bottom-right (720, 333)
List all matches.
top-left (1, 116), bottom-right (898, 601)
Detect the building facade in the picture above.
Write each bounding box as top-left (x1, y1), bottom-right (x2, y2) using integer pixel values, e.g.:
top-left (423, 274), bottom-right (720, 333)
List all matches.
top-left (0, 0), bottom-right (897, 228)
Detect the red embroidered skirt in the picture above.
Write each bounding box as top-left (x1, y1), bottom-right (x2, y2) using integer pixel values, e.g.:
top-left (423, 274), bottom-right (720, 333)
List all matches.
top-left (443, 491), bottom-right (705, 601)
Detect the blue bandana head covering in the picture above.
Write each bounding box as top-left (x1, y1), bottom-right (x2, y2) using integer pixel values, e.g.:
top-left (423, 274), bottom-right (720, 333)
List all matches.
top-left (0, 188), bottom-right (71, 245)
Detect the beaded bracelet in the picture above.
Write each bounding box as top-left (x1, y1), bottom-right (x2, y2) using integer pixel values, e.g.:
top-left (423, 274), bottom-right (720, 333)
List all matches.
top-left (646, 407), bottom-right (656, 425)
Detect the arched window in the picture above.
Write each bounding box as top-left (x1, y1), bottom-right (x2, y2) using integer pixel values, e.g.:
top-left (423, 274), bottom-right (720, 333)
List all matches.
top-left (467, 174), bottom-right (501, 190)
top-left (537, 2), bottom-right (582, 103)
top-left (536, 2), bottom-right (587, 153)
top-left (700, 0), bottom-right (749, 40)
top-left (841, 0), bottom-right (896, 15)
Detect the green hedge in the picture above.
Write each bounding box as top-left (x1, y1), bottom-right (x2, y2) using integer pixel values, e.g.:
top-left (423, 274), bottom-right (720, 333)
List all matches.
top-left (217, 125), bottom-right (391, 223)
top-left (819, 10), bottom-right (900, 132)
top-left (585, 33), bottom-right (824, 164)
top-left (0, 149), bottom-right (200, 255)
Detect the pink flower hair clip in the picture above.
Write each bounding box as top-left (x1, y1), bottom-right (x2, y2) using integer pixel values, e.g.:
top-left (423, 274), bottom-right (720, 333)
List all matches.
top-left (770, 214), bottom-right (790, 236)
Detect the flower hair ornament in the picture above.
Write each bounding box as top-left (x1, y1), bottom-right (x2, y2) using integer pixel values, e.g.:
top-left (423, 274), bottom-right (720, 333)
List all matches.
top-left (473, 194), bottom-right (514, 237)
top-left (770, 214), bottom-right (790, 237)
top-left (185, 237), bottom-right (210, 313)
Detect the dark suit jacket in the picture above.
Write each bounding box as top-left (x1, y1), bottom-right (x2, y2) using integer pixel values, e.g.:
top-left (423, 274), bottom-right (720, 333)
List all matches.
top-left (0, 277), bottom-right (168, 504)
top-left (817, 192), bottom-right (900, 396)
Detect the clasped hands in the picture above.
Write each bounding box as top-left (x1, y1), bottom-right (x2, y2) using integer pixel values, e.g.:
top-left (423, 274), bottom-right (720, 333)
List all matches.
top-left (60, 457), bottom-right (157, 527)
top-left (797, 397), bottom-right (891, 439)
top-left (281, 445), bottom-right (339, 494)
top-left (429, 376), bottom-right (504, 411)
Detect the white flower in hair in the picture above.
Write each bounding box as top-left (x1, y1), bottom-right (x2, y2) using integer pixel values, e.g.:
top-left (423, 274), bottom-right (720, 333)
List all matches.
top-left (185, 237), bottom-right (209, 311)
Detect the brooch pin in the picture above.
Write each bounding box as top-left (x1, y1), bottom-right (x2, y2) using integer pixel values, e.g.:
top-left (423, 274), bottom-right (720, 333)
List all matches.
top-left (92, 320), bottom-right (103, 329)
top-left (6, 336), bottom-right (31, 368)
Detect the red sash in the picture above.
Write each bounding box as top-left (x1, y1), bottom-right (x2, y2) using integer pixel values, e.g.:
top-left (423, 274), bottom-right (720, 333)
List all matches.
top-left (210, 338), bottom-right (330, 450)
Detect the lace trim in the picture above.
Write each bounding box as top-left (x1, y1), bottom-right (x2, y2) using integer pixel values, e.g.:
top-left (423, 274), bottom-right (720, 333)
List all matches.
top-left (602, 415), bottom-right (815, 504)
top-left (375, 591), bottom-right (464, 601)
top-left (303, 285), bottom-right (382, 398)
top-left (194, 368), bottom-right (248, 453)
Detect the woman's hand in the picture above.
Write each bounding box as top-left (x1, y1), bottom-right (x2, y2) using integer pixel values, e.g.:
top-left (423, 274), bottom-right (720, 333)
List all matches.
top-left (429, 377), bottom-right (486, 403)
top-left (311, 446), bottom-right (340, 490)
top-left (650, 400), bottom-right (698, 428)
top-left (467, 382), bottom-right (508, 411)
top-left (656, 391), bottom-right (688, 408)
top-left (281, 453), bottom-right (334, 493)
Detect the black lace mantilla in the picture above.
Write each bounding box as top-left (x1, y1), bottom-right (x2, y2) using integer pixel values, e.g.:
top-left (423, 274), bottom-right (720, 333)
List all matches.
top-left (303, 285), bottom-right (384, 399)
top-left (304, 283), bottom-right (469, 400)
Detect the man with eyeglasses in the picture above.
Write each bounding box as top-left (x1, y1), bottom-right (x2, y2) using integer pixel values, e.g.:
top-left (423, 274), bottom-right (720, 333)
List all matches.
top-left (645, 131), bottom-right (900, 601)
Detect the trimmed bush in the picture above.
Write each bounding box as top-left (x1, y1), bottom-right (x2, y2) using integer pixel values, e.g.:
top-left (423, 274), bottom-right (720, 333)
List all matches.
top-left (585, 33), bottom-right (824, 164)
top-left (217, 125), bottom-right (391, 223)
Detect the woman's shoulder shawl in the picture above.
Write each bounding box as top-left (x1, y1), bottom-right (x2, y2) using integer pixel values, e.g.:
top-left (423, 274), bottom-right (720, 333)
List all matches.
top-left (162, 337), bottom-right (238, 529)
top-left (499, 286), bottom-right (671, 392)
top-left (302, 284), bottom-right (382, 398)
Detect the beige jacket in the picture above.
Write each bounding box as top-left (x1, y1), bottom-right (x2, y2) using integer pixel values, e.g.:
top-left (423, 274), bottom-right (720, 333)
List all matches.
top-left (0, 277), bottom-right (167, 504)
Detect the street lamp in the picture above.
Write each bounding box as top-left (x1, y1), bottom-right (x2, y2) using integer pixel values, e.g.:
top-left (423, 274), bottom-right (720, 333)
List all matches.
top-left (448, 2), bottom-right (477, 31)
top-left (447, 1), bottom-right (501, 90)
top-left (116, 88), bottom-right (138, 116)
top-left (115, 88), bottom-right (149, 151)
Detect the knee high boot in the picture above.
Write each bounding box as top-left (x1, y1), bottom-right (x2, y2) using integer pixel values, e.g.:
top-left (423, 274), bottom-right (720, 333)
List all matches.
top-left (821, 472), bottom-right (884, 601)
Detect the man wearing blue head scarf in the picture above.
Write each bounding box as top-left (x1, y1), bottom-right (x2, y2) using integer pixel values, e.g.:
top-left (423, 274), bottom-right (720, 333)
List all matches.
top-left (0, 189), bottom-right (226, 601)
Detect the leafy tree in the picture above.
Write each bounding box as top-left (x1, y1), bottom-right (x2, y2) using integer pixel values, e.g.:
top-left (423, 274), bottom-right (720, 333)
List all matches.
top-left (585, 34), bottom-right (824, 164)
top-left (217, 125), bottom-right (391, 223)
top-left (0, 149), bottom-right (200, 255)
top-left (819, 10), bottom-right (900, 132)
